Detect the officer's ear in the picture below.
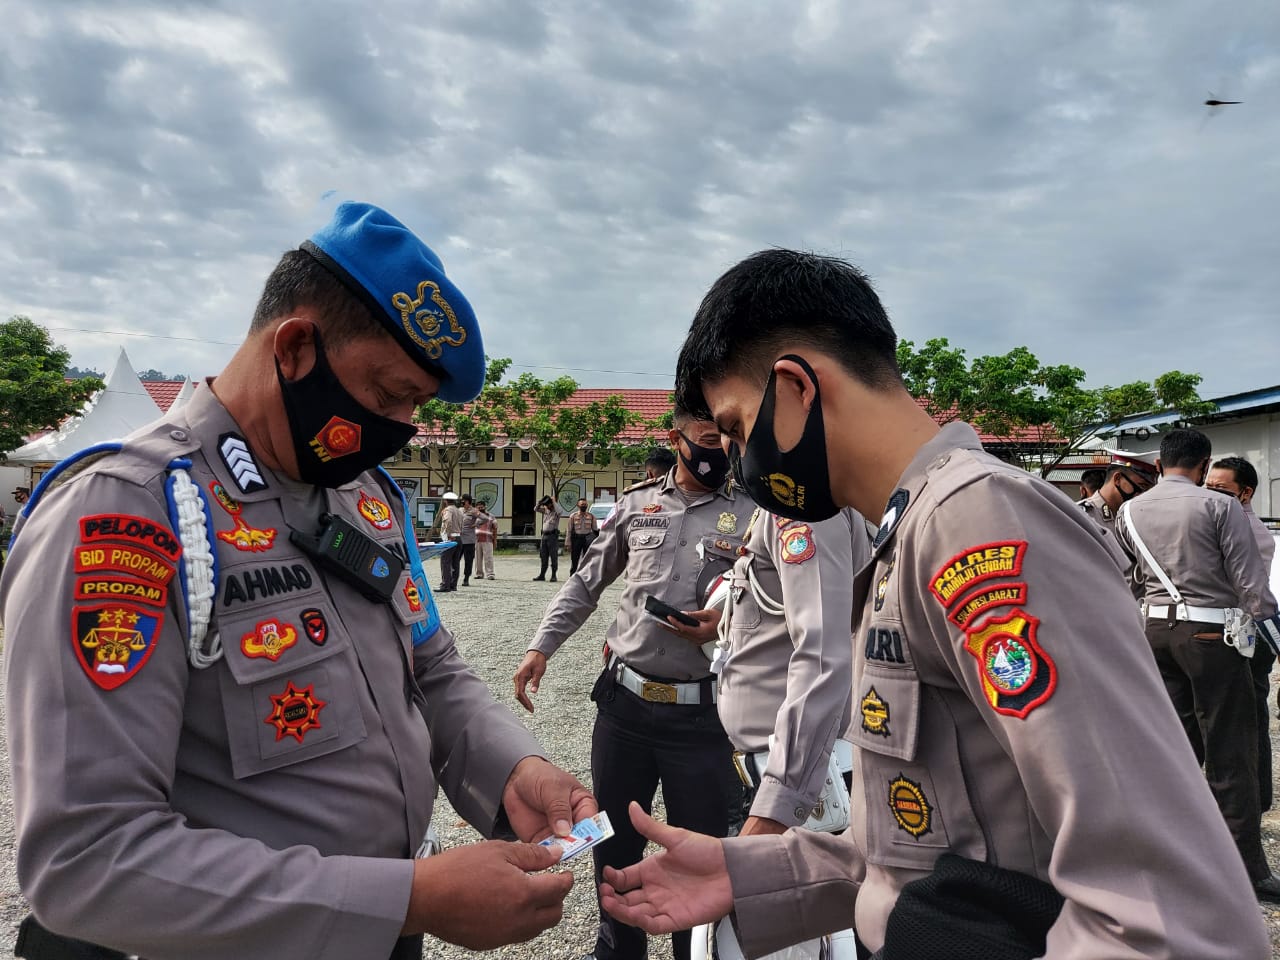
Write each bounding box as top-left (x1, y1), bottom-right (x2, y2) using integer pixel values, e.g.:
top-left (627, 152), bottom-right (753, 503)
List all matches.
top-left (274, 317), bottom-right (320, 381)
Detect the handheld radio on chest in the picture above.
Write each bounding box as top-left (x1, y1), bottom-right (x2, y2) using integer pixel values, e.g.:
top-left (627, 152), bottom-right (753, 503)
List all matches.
top-left (290, 513), bottom-right (404, 602)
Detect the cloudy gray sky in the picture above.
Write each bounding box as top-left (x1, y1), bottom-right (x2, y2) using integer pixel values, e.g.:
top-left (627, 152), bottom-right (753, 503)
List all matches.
top-left (2, 0), bottom-right (1276, 398)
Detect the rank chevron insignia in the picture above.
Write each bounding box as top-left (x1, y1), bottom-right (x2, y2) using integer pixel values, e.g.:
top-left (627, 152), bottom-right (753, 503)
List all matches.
top-left (218, 433), bottom-right (268, 494)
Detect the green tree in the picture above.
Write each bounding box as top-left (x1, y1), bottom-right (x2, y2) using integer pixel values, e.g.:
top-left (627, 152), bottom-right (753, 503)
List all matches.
top-left (414, 357), bottom-right (512, 493)
top-left (0, 316), bottom-right (103, 460)
top-left (489, 373), bottom-right (642, 498)
top-left (895, 338), bottom-right (1213, 473)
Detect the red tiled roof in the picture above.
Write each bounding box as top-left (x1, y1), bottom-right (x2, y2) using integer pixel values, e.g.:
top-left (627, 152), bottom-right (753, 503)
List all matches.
top-left (912, 398), bottom-right (1054, 445)
top-left (414, 388), bottom-right (672, 445)
top-left (142, 381), bottom-right (186, 412)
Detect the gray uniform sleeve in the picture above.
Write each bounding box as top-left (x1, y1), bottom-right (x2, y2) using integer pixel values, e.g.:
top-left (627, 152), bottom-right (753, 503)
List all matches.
top-left (1, 475), bottom-right (412, 960)
top-left (528, 505), bottom-right (629, 658)
top-left (414, 623), bottom-right (544, 834)
top-left (751, 513), bottom-right (859, 824)
top-left (1219, 497), bottom-right (1277, 619)
top-left (721, 830), bottom-right (863, 956)
top-left (913, 476), bottom-right (1269, 958)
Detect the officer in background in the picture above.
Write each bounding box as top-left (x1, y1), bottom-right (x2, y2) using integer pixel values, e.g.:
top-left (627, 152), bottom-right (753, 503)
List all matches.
top-left (669, 506), bottom-right (867, 837)
top-left (643, 447), bottom-right (677, 481)
top-left (567, 497), bottom-right (601, 575)
top-left (533, 494), bottom-right (563, 581)
top-left (1078, 467), bottom-right (1105, 501)
top-left (436, 490), bottom-right (463, 591)
top-left (1116, 429), bottom-right (1280, 901)
top-left (598, 249), bottom-right (1269, 958)
top-left (513, 407), bottom-right (754, 960)
top-left (458, 492), bottom-right (479, 587)
top-left (1207, 455), bottom-right (1278, 811)
top-left (1076, 450), bottom-right (1157, 533)
top-left (1, 202), bottom-right (594, 960)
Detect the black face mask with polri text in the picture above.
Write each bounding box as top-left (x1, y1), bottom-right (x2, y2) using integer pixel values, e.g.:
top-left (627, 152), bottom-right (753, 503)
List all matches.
top-left (733, 354), bottom-right (840, 523)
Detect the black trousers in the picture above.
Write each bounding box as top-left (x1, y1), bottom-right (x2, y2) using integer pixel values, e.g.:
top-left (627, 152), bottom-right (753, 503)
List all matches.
top-left (458, 542), bottom-right (476, 582)
top-left (1147, 619), bottom-right (1268, 880)
top-left (439, 537), bottom-right (462, 590)
top-left (570, 532), bottom-right (597, 574)
top-left (589, 668), bottom-right (737, 960)
top-left (1252, 643), bottom-right (1275, 811)
top-left (538, 531), bottom-right (559, 577)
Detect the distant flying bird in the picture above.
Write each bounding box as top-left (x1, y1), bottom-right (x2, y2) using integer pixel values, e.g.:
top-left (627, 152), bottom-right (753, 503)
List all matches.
top-left (1199, 91), bottom-right (1241, 132)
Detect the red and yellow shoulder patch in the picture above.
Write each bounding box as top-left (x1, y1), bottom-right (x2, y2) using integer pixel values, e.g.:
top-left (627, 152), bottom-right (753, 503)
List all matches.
top-left (948, 582), bottom-right (1028, 629)
top-left (72, 603), bottom-right (164, 690)
top-left (357, 491), bottom-right (394, 531)
top-left (779, 524), bottom-right (816, 564)
top-left (962, 608), bottom-right (1056, 719)
top-left (72, 513), bottom-right (179, 690)
top-left (929, 541), bottom-right (1026, 608)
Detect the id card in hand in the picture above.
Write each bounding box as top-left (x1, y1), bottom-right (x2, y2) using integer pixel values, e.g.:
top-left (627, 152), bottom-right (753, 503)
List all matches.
top-left (539, 812), bottom-right (614, 862)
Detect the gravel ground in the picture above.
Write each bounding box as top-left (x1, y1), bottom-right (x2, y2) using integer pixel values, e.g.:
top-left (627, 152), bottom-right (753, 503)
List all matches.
top-left (2, 551), bottom-right (1280, 957)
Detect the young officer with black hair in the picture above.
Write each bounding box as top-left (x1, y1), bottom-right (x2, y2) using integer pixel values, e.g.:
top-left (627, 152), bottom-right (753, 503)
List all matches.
top-left (597, 249), bottom-right (1270, 959)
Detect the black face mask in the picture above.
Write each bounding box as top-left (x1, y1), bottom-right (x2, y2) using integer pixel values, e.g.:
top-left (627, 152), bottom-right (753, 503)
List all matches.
top-left (735, 354), bottom-right (840, 523)
top-left (1113, 473), bottom-right (1150, 503)
top-left (277, 330), bottom-right (417, 488)
top-left (677, 431), bottom-right (730, 490)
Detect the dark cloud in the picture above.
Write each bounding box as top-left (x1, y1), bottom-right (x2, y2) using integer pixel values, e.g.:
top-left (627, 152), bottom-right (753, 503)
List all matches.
top-left (0, 0), bottom-right (1276, 398)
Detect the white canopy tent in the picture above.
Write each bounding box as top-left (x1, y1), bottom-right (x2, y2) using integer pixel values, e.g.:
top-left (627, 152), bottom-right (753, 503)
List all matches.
top-left (6, 348), bottom-right (162, 465)
top-left (167, 376), bottom-right (196, 413)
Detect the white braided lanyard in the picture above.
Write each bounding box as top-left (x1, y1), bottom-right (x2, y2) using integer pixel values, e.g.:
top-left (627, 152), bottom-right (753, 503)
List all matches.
top-left (168, 468), bottom-right (221, 668)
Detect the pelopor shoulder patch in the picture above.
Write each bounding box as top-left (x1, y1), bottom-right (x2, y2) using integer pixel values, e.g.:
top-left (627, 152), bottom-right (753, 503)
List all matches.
top-left (963, 608), bottom-right (1056, 719)
top-left (929, 540), bottom-right (1026, 608)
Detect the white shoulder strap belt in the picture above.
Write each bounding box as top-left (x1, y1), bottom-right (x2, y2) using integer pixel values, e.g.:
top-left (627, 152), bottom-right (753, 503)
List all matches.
top-left (1119, 502), bottom-right (1228, 625)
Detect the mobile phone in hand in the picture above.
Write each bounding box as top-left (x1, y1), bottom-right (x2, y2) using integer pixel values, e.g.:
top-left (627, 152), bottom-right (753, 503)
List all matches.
top-left (644, 594), bottom-right (699, 628)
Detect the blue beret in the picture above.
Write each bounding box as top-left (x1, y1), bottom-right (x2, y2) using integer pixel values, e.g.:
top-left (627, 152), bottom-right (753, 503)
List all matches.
top-left (302, 202), bottom-right (485, 403)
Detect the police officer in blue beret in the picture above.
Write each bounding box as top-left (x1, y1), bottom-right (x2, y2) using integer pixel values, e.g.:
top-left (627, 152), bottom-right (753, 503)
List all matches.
top-left (2, 203), bottom-right (595, 960)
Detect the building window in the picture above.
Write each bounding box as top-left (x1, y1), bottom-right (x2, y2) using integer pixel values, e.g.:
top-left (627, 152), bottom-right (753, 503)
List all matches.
top-left (521, 450), bottom-right (530, 462)
top-left (486, 448), bottom-right (496, 462)
top-left (584, 449), bottom-right (595, 464)
top-left (503, 448), bottom-right (513, 463)
top-left (419, 447), bottom-right (431, 463)
top-left (400, 447), bottom-right (413, 462)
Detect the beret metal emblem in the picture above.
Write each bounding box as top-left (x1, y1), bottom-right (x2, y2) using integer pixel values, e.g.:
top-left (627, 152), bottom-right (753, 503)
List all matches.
top-left (392, 280), bottom-right (467, 359)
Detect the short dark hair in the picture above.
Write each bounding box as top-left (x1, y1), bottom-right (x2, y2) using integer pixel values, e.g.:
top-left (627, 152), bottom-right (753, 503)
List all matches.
top-left (1212, 456), bottom-right (1258, 492)
top-left (1160, 428), bottom-right (1211, 469)
top-left (461, 493), bottom-right (473, 504)
top-left (675, 249), bottom-right (900, 419)
top-left (249, 249), bottom-right (388, 348)
top-left (644, 447), bottom-right (676, 473)
top-left (1080, 469), bottom-right (1106, 495)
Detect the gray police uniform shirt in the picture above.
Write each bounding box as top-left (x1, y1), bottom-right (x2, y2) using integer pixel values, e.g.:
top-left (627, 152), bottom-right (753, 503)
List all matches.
top-left (1244, 501), bottom-right (1276, 568)
top-left (0, 384), bottom-right (543, 960)
top-left (438, 502), bottom-right (463, 538)
top-left (461, 507), bottom-right (478, 545)
top-left (539, 503), bottom-right (564, 534)
top-left (717, 507), bottom-right (867, 825)
top-left (1077, 490), bottom-right (1114, 530)
top-left (528, 469), bottom-right (753, 681)
top-left (1114, 474), bottom-right (1277, 619)
top-left (719, 423), bottom-right (1268, 958)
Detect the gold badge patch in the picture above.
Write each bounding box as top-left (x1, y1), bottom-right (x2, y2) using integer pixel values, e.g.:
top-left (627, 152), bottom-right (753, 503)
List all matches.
top-left (717, 512), bottom-right (738, 535)
top-left (861, 686), bottom-right (891, 737)
top-left (392, 280), bottom-right (467, 359)
top-left (888, 774), bottom-right (932, 838)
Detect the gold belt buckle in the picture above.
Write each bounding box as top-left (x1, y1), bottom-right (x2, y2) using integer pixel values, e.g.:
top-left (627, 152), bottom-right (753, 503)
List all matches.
top-left (731, 751), bottom-right (752, 786)
top-left (640, 680), bottom-right (678, 703)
